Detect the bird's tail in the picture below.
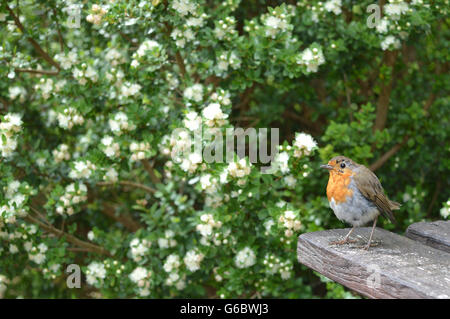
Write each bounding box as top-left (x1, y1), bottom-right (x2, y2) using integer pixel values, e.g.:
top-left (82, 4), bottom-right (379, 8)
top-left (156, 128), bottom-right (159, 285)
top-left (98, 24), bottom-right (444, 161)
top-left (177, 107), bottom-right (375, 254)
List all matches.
top-left (389, 200), bottom-right (401, 210)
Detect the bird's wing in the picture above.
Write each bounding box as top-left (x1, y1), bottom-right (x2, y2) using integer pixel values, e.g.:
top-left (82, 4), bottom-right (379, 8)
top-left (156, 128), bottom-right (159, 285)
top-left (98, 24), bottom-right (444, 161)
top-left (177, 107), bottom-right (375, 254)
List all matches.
top-left (353, 165), bottom-right (397, 224)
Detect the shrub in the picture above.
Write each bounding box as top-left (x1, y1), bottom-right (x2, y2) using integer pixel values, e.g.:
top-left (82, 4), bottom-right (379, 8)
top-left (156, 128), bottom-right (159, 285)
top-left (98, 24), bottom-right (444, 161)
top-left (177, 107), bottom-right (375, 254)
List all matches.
top-left (0, 0), bottom-right (448, 298)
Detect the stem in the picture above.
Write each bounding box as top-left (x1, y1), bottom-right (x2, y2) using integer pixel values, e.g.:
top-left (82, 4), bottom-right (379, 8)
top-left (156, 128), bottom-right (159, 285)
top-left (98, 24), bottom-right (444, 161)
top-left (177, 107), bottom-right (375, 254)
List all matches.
top-left (373, 50), bottom-right (398, 133)
top-left (26, 208), bottom-right (112, 257)
top-left (5, 3), bottom-right (60, 70)
top-left (101, 203), bottom-right (143, 232)
top-left (142, 160), bottom-right (161, 185)
top-left (97, 180), bottom-right (156, 193)
top-left (15, 68), bottom-right (59, 75)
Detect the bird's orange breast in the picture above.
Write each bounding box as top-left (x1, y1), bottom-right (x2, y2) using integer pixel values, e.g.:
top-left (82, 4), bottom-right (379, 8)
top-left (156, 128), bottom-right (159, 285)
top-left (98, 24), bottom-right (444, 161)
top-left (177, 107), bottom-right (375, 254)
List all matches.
top-left (326, 169), bottom-right (354, 204)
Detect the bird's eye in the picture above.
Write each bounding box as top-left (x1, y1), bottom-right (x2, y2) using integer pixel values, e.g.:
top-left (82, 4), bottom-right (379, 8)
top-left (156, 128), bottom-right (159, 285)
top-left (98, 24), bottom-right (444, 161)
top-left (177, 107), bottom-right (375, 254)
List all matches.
top-left (340, 162), bottom-right (346, 168)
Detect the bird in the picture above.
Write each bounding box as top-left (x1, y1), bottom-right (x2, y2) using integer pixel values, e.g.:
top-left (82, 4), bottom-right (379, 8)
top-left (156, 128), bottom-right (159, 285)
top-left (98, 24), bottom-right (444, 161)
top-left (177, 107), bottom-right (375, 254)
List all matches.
top-left (320, 155), bottom-right (400, 250)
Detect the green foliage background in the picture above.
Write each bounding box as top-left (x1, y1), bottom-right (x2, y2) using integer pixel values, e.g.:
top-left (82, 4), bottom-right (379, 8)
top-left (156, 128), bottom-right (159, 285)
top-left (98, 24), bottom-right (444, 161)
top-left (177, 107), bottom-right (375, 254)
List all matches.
top-left (0, 0), bottom-right (448, 299)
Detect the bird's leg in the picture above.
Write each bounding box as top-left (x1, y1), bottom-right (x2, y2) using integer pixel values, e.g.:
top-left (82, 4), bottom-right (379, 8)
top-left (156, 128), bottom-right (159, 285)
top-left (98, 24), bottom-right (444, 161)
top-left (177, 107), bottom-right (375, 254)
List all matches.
top-left (363, 217), bottom-right (378, 250)
top-left (329, 227), bottom-right (357, 245)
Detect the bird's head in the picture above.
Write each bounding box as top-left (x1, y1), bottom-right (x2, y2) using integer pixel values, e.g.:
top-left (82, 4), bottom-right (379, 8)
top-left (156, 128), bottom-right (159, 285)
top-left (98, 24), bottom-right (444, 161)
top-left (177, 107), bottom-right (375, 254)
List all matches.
top-left (320, 156), bottom-right (358, 176)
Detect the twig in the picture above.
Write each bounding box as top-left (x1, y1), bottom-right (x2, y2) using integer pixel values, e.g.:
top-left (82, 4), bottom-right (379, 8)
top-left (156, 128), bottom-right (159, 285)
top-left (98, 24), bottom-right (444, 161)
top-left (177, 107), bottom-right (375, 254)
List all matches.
top-left (342, 72), bottom-right (354, 122)
top-left (373, 50), bottom-right (398, 133)
top-left (14, 68), bottom-right (59, 75)
top-left (26, 209), bottom-right (112, 257)
top-left (175, 52), bottom-right (186, 78)
top-left (162, 21), bottom-right (187, 78)
top-left (101, 203), bottom-right (143, 232)
top-left (52, 9), bottom-right (65, 51)
top-left (284, 110), bottom-right (322, 136)
top-left (369, 135), bottom-right (409, 171)
top-left (5, 3), bottom-right (60, 70)
top-left (97, 180), bottom-right (156, 193)
top-left (426, 179), bottom-right (441, 218)
top-left (142, 160), bottom-right (161, 185)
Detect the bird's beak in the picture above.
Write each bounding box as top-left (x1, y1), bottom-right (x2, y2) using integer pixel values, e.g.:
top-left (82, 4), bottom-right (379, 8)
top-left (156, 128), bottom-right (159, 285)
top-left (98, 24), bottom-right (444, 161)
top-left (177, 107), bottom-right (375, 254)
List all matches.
top-left (320, 164), bottom-right (333, 170)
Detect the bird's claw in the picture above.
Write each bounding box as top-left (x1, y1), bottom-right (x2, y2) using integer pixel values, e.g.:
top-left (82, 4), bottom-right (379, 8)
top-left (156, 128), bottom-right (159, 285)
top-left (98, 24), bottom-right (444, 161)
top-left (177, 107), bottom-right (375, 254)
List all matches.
top-left (329, 238), bottom-right (357, 246)
top-left (360, 242), bottom-right (379, 250)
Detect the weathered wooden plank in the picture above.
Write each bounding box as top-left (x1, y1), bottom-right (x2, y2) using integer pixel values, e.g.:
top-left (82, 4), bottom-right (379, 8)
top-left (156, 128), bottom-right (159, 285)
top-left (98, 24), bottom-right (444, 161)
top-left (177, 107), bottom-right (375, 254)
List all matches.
top-left (406, 221), bottom-right (450, 253)
top-left (297, 227), bottom-right (450, 299)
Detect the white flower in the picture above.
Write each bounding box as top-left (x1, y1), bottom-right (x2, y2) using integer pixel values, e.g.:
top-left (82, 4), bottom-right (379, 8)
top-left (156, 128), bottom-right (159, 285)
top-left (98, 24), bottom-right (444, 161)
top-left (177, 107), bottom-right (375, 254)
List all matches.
top-left (87, 231), bottom-right (95, 241)
top-left (0, 275), bottom-right (7, 298)
top-left (109, 112), bottom-right (135, 135)
top-left (202, 103), bottom-right (228, 127)
top-left (8, 86), bottom-right (26, 102)
top-left (263, 13), bottom-right (289, 38)
top-left (384, 2), bottom-right (409, 20)
top-left (104, 167), bottom-right (119, 183)
top-left (324, 0), bottom-right (342, 15)
top-left (57, 107), bottom-right (84, 130)
top-left (121, 82), bottom-right (142, 98)
top-left (69, 160), bottom-right (96, 179)
top-left (274, 152), bottom-right (290, 174)
top-left (29, 252), bottom-right (46, 265)
top-left (129, 238), bottom-right (151, 262)
top-left (101, 136), bottom-right (120, 158)
top-left (184, 249), bottom-right (204, 272)
top-left (129, 267), bottom-right (149, 283)
top-left (227, 158), bottom-right (252, 179)
top-left (376, 18), bottom-right (390, 34)
top-left (183, 111), bottom-right (202, 131)
top-left (284, 175), bottom-right (296, 187)
top-left (136, 39), bottom-right (162, 58)
top-left (235, 247), bottom-right (256, 269)
top-left (440, 205), bottom-right (450, 219)
top-left (55, 50), bottom-right (77, 70)
top-left (9, 244), bottom-right (18, 254)
top-left (265, 16), bottom-right (281, 29)
top-left (6, 181), bottom-right (20, 199)
top-left (171, 0), bottom-right (197, 16)
top-left (0, 113), bottom-right (22, 133)
top-left (86, 262), bottom-right (106, 285)
top-left (163, 254), bottom-right (181, 273)
top-left (183, 84), bottom-right (204, 102)
top-left (186, 17), bottom-right (204, 27)
top-left (297, 47), bottom-right (325, 73)
top-left (381, 35), bottom-right (401, 51)
top-left (293, 133), bottom-right (317, 157)
top-left (129, 141), bottom-right (151, 162)
top-left (53, 144), bottom-right (71, 163)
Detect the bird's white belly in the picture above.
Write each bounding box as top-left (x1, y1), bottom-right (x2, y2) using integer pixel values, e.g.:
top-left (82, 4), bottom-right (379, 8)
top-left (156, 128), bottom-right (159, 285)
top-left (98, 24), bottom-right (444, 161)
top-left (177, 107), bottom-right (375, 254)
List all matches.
top-left (329, 196), bottom-right (379, 227)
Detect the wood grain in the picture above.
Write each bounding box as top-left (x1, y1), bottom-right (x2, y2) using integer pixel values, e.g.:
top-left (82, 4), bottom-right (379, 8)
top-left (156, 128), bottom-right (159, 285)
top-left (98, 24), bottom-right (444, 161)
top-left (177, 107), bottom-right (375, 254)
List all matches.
top-left (406, 221), bottom-right (450, 253)
top-left (297, 227), bottom-right (450, 299)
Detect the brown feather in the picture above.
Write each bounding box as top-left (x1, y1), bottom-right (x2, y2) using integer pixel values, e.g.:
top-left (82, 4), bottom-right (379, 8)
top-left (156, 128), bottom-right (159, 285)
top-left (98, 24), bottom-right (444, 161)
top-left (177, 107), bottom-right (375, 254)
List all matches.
top-left (353, 164), bottom-right (398, 224)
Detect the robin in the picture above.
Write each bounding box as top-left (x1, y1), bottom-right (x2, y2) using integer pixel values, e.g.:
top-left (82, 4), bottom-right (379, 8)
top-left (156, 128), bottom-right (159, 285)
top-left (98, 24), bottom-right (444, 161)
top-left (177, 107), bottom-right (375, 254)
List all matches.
top-left (320, 156), bottom-right (401, 250)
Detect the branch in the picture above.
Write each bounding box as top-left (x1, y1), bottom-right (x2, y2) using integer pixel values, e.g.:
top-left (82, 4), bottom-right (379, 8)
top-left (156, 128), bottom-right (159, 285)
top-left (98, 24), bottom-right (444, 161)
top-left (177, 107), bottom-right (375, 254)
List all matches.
top-left (142, 160), bottom-right (161, 185)
top-left (284, 110), bottom-right (322, 136)
top-left (369, 135), bottom-right (409, 171)
top-left (369, 58), bottom-right (445, 171)
top-left (26, 208), bottom-right (112, 257)
top-left (175, 51), bottom-right (187, 78)
top-left (97, 180), bottom-right (156, 193)
top-left (14, 68), bottom-right (59, 75)
top-left (52, 9), bottom-right (65, 51)
top-left (101, 203), bottom-right (143, 232)
top-left (5, 3), bottom-right (60, 70)
top-left (426, 179), bottom-right (441, 218)
top-left (162, 21), bottom-right (187, 78)
top-left (373, 50), bottom-right (398, 133)
top-left (342, 72), bottom-right (354, 122)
